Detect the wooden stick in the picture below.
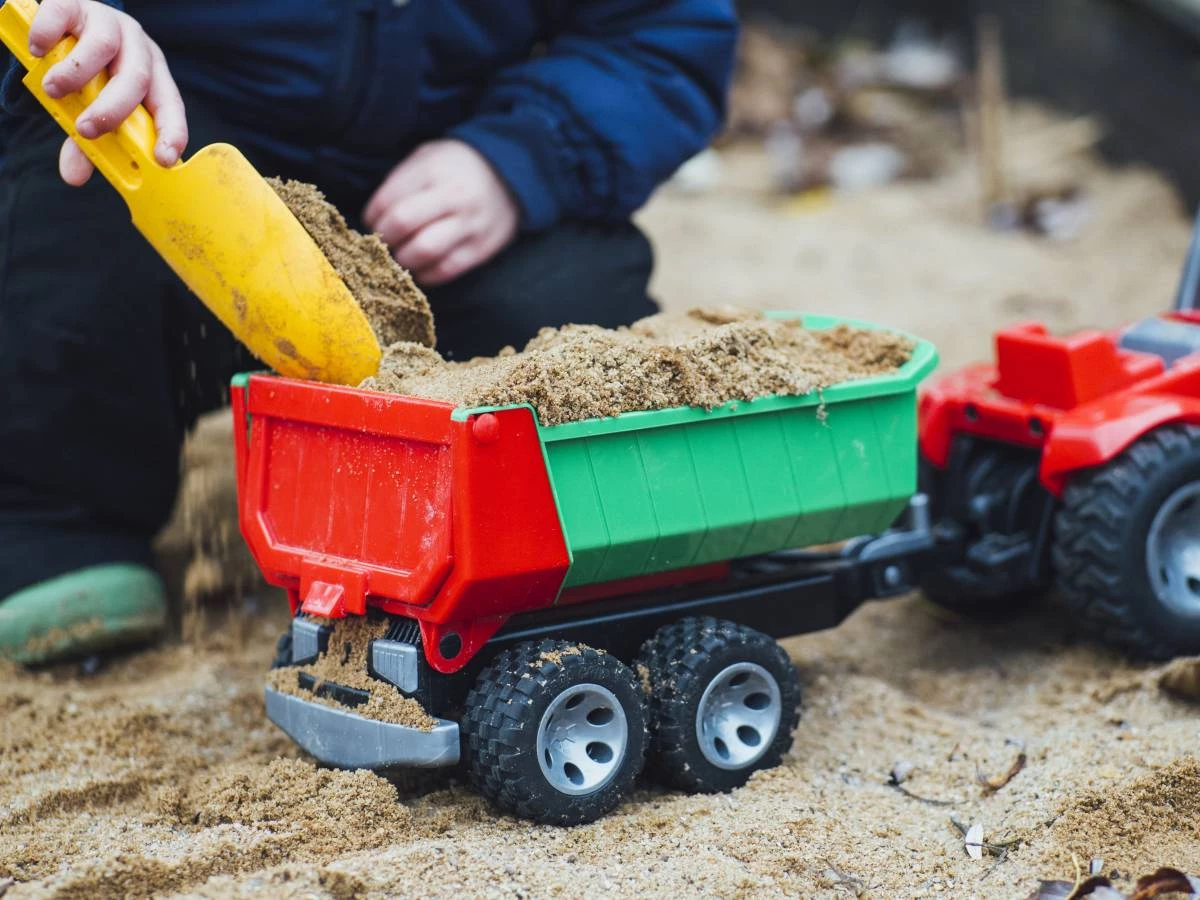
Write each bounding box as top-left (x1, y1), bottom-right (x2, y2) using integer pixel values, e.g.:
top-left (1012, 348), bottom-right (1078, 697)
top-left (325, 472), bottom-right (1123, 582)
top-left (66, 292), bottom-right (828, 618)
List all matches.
top-left (976, 15), bottom-right (1010, 217)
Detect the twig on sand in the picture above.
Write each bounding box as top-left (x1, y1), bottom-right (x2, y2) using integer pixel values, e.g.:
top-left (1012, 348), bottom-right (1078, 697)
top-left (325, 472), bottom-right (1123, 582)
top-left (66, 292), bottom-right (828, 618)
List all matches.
top-left (978, 751), bottom-right (1028, 794)
top-left (889, 782), bottom-right (964, 806)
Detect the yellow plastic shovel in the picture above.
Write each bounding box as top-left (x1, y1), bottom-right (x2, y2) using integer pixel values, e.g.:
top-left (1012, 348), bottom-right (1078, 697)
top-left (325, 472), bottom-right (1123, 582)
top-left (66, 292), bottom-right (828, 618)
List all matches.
top-left (0, 0), bottom-right (381, 385)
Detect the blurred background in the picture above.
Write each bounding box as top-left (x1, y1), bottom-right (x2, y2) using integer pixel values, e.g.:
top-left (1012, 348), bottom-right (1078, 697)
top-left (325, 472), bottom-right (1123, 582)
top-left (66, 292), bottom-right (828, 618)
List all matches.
top-left (638, 0), bottom-right (1198, 366)
top-left (740, 0), bottom-right (1200, 205)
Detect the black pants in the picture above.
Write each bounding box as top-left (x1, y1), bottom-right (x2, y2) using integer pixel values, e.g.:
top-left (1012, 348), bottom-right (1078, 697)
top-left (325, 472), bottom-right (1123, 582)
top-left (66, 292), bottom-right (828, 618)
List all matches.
top-left (0, 109), bottom-right (657, 597)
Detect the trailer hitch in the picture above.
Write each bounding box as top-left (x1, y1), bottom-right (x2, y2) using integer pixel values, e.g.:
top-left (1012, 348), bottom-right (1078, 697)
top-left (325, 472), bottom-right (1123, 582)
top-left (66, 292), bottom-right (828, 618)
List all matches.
top-left (837, 494), bottom-right (936, 599)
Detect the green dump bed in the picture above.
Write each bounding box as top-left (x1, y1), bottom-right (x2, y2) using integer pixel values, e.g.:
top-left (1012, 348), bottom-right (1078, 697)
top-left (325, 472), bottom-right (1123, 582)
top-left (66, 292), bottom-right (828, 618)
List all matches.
top-left (467, 313), bottom-right (937, 589)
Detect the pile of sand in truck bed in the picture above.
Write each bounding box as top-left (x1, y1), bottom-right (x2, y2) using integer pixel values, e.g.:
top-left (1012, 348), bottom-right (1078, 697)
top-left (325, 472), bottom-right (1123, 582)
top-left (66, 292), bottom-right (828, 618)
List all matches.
top-left (272, 179), bottom-right (911, 425)
top-left (362, 307), bottom-right (914, 426)
top-left (270, 178), bottom-right (436, 350)
top-left (266, 617), bottom-right (436, 730)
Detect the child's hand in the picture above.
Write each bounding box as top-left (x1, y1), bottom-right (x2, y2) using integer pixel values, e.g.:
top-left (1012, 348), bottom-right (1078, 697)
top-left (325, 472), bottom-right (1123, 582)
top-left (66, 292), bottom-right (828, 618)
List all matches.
top-left (30, 0), bottom-right (188, 186)
top-left (364, 140), bottom-right (519, 286)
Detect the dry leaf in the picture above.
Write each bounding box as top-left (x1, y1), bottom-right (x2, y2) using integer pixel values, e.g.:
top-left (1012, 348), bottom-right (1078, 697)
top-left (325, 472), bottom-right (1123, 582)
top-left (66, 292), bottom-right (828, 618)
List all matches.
top-left (979, 751), bottom-right (1028, 794)
top-left (965, 822), bottom-right (984, 860)
top-left (1067, 877), bottom-right (1121, 900)
top-left (1026, 866), bottom-right (1200, 900)
top-left (1159, 658), bottom-right (1200, 702)
top-left (1026, 878), bottom-right (1120, 899)
top-left (1131, 866), bottom-right (1200, 899)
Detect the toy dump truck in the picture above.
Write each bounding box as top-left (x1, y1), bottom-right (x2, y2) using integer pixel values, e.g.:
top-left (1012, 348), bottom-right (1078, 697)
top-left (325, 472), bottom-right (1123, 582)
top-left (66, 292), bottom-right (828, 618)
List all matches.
top-left (233, 312), bottom-right (938, 824)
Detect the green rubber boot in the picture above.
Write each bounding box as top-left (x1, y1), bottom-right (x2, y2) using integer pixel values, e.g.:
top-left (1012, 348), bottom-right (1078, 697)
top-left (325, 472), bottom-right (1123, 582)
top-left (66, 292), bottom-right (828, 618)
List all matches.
top-left (0, 564), bottom-right (168, 665)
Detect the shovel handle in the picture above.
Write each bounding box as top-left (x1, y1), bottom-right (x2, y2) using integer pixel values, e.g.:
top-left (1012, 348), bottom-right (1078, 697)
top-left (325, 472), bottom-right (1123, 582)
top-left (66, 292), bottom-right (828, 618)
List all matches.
top-left (0, 0), bottom-right (160, 192)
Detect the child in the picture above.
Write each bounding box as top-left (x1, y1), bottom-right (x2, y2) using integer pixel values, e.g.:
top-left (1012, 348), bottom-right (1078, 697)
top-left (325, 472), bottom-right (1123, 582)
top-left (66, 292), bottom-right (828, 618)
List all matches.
top-left (0, 0), bottom-right (737, 662)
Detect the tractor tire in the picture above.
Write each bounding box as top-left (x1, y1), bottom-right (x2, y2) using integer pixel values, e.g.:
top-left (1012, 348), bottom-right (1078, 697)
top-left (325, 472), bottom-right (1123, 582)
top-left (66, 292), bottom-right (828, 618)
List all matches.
top-left (461, 639), bottom-right (648, 826)
top-left (637, 618), bottom-right (801, 794)
top-left (1054, 424), bottom-right (1200, 659)
top-left (918, 570), bottom-right (1040, 620)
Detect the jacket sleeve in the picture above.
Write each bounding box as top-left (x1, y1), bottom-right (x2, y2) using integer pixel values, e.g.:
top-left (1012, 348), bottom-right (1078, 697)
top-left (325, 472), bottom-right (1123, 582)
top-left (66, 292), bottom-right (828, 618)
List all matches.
top-left (1, 0), bottom-right (125, 115)
top-left (449, 0), bottom-right (738, 230)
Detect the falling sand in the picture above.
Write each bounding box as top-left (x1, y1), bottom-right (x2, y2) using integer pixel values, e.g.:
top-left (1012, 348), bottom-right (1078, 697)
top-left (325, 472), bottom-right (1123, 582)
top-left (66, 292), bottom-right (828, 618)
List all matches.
top-left (362, 307), bottom-right (914, 426)
top-left (270, 178), bottom-right (436, 349)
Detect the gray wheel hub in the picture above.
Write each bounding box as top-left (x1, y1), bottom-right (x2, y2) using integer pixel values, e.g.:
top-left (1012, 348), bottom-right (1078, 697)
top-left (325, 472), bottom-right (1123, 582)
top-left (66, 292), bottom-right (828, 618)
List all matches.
top-left (536, 683), bottom-right (629, 796)
top-left (695, 662), bottom-right (782, 771)
top-left (1146, 480), bottom-right (1200, 618)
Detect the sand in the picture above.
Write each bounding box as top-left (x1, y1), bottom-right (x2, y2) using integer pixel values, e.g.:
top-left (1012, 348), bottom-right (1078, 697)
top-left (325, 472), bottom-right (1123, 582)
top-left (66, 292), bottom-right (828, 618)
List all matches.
top-left (363, 308), bottom-right (913, 426)
top-left (5, 599), bottom-right (1200, 899)
top-left (266, 617), bottom-right (436, 730)
top-left (270, 178), bottom-right (436, 350)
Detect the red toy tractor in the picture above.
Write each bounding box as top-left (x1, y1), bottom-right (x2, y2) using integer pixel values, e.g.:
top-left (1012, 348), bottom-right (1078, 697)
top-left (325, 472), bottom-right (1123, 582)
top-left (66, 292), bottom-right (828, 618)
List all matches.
top-left (919, 225), bottom-right (1200, 658)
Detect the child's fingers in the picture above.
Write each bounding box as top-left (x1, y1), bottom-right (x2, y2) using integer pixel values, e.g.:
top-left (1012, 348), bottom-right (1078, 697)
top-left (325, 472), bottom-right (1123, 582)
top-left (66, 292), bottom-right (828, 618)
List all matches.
top-left (143, 43), bottom-right (187, 166)
top-left (364, 159), bottom-right (436, 227)
top-left (28, 0), bottom-right (83, 57)
top-left (58, 136), bottom-right (95, 186)
top-left (419, 216), bottom-right (513, 285)
top-left (416, 243), bottom-right (484, 287)
top-left (41, 10), bottom-right (122, 100)
top-left (74, 20), bottom-right (152, 139)
top-left (392, 217), bottom-right (469, 274)
top-left (372, 190), bottom-right (451, 248)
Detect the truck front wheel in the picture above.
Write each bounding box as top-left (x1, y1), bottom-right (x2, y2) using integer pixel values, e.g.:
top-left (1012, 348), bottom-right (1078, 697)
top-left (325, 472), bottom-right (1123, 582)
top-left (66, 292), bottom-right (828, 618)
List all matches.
top-left (1055, 424), bottom-right (1200, 659)
top-left (461, 639), bottom-right (648, 826)
top-left (638, 618), bottom-right (801, 793)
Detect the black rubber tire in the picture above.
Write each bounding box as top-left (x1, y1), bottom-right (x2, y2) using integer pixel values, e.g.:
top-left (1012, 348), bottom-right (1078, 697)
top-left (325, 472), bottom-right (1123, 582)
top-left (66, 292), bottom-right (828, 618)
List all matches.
top-left (1054, 424), bottom-right (1200, 659)
top-left (637, 618), bottom-right (801, 793)
top-left (461, 639), bottom-right (648, 826)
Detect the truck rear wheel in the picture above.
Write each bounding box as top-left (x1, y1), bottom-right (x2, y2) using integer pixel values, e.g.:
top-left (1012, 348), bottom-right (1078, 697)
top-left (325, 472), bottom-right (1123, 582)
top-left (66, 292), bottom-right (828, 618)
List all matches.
top-left (461, 639), bottom-right (647, 826)
top-left (1055, 424), bottom-right (1200, 659)
top-left (638, 618), bottom-right (801, 793)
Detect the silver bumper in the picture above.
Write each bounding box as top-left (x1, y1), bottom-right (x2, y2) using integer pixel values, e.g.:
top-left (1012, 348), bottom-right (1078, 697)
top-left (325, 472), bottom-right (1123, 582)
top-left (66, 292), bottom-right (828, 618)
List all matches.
top-left (264, 687), bottom-right (460, 769)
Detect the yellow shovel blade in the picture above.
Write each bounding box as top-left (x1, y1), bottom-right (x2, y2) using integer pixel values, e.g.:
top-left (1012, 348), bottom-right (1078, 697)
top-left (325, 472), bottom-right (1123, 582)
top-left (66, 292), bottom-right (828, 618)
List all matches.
top-left (0, 0), bottom-right (381, 385)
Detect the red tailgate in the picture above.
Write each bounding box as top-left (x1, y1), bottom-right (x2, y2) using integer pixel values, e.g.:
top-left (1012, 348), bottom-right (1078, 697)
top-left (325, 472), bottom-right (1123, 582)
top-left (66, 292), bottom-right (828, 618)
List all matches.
top-left (233, 375), bottom-right (456, 615)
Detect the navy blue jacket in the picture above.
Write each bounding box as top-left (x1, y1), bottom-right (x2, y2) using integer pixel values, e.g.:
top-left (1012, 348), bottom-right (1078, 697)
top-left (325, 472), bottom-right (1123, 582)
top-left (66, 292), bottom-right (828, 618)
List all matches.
top-left (3, 0), bottom-right (737, 229)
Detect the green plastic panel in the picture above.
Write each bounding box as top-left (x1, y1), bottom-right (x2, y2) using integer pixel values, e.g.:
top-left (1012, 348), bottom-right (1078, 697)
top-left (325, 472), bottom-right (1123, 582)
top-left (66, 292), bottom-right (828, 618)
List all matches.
top-left (459, 312), bottom-right (938, 589)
